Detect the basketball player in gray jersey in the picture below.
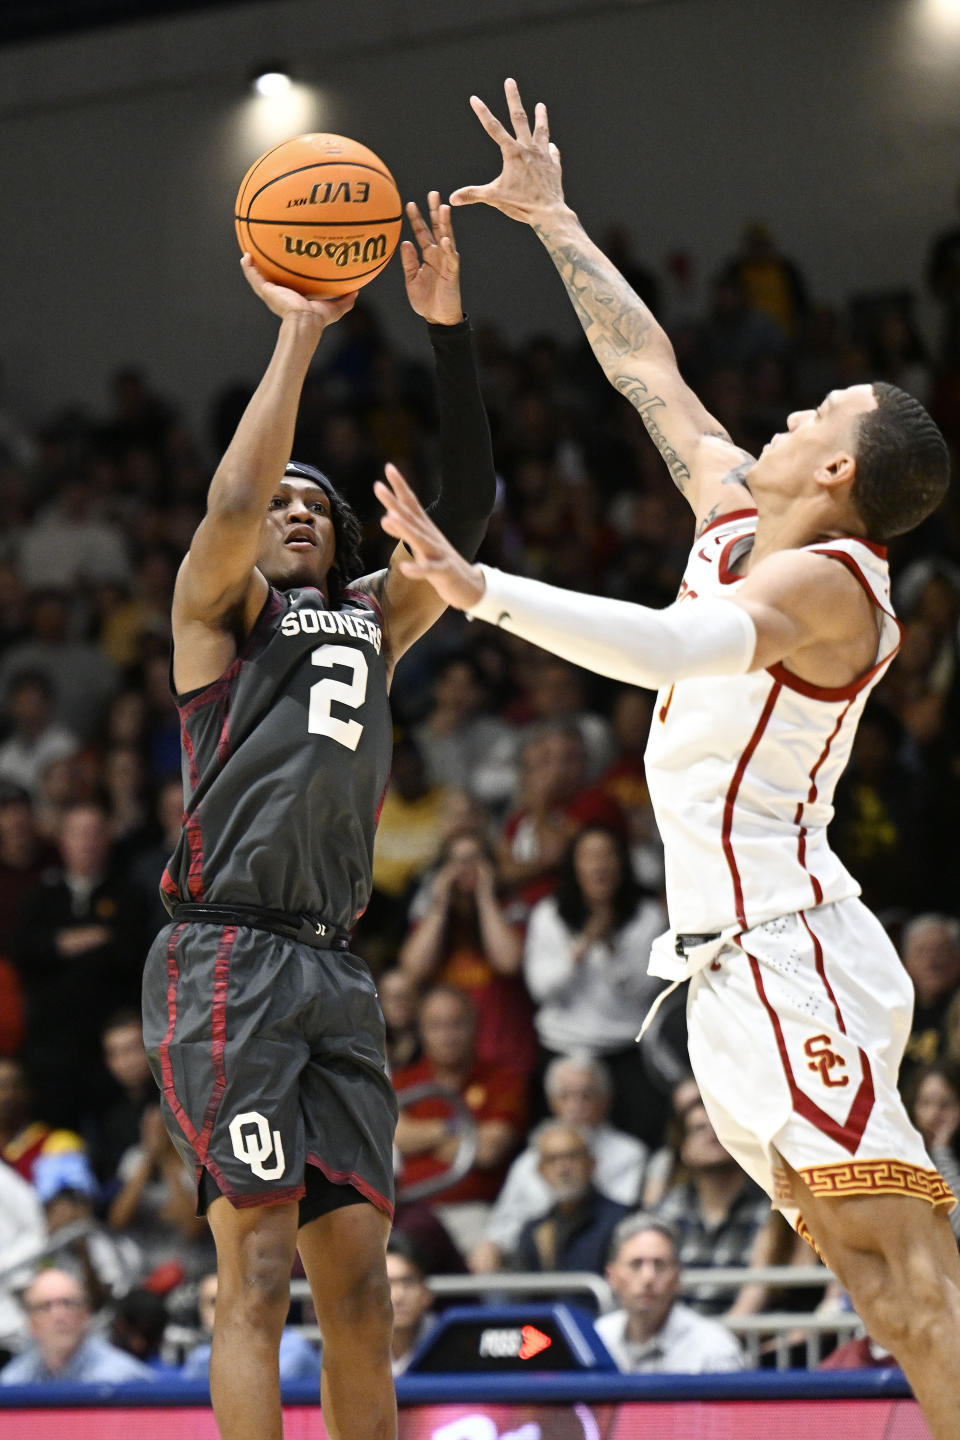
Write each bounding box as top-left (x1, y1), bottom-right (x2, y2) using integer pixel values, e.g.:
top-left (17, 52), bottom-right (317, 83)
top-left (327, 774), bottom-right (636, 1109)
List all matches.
top-left (141, 196), bottom-right (495, 1440)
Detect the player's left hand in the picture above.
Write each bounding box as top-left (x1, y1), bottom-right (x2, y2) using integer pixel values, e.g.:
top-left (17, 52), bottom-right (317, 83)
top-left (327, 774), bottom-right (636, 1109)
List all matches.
top-left (375, 462), bottom-right (484, 609)
top-left (401, 194), bottom-right (463, 325)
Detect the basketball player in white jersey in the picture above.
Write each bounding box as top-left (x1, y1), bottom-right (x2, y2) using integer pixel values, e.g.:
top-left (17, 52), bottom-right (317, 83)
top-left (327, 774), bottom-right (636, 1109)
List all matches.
top-left (374, 83), bottom-right (960, 1437)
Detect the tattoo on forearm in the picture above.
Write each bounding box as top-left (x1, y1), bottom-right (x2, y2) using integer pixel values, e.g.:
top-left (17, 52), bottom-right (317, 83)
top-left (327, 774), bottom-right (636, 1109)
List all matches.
top-left (534, 226), bottom-right (694, 491)
top-left (535, 230), bottom-right (657, 362)
top-left (613, 378), bottom-right (691, 495)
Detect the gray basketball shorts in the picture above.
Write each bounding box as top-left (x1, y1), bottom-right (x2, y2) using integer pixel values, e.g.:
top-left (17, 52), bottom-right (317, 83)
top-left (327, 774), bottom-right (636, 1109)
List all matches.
top-left (141, 918), bottom-right (398, 1216)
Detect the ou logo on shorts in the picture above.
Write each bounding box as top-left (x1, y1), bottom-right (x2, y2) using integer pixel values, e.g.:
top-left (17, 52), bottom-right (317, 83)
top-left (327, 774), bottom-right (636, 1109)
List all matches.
top-left (228, 1111), bottom-right (286, 1180)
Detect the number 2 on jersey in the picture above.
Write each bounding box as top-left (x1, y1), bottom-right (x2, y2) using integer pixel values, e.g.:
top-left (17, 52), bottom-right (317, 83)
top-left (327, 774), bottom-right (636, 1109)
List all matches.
top-left (308, 644), bottom-right (368, 750)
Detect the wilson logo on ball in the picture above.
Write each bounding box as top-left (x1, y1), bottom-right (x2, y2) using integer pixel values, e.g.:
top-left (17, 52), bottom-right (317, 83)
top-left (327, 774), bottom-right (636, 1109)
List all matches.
top-left (282, 234), bottom-right (389, 267)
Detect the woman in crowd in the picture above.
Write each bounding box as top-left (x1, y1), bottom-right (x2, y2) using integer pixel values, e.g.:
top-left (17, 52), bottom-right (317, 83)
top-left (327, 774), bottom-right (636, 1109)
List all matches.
top-left (523, 823), bottom-right (666, 1144)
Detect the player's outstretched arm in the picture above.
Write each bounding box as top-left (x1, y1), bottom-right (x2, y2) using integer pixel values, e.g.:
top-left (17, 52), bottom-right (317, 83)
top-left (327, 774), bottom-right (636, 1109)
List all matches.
top-left (174, 257), bottom-right (356, 635)
top-left (354, 198), bottom-right (496, 666)
top-left (377, 461), bottom-right (756, 687)
top-left (451, 78), bottom-right (753, 530)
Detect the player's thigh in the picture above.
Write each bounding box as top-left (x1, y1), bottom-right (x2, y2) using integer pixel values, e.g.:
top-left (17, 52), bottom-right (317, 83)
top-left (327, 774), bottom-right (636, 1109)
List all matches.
top-left (785, 1160), bottom-right (960, 1295)
top-left (297, 1202), bottom-right (392, 1326)
top-left (207, 1194), bottom-right (301, 1305)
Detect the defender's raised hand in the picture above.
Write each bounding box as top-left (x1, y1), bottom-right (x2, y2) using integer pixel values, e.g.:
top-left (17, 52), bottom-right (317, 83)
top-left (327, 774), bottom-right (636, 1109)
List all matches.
top-left (401, 193), bottom-right (463, 326)
top-left (450, 77), bottom-right (566, 225)
top-left (375, 462), bottom-right (485, 611)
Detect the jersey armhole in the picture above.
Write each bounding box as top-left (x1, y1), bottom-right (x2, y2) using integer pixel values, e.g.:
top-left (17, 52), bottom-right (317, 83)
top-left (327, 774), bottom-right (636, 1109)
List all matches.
top-left (170, 585), bottom-right (282, 708)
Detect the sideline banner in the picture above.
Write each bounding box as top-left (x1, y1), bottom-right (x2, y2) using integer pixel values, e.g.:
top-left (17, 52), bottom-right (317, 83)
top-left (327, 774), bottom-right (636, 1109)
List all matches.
top-left (0, 1399), bottom-right (932, 1440)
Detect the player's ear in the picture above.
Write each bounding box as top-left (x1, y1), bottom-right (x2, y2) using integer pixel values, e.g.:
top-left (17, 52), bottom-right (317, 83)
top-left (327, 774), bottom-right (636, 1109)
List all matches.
top-left (814, 451), bottom-right (856, 492)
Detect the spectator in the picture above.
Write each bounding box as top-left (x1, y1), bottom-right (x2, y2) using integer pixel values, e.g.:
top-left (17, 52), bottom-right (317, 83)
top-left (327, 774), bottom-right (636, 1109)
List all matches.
top-left (180, 1271), bottom-right (321, 1384)
top-left (721, 221), bottom-right (809, 339)
top-left (595, 1214), bottom-right (744, 1373)
top-left (107, 1104), bottom-right (213, 1283)
top-left (386, 1235), bottom-right (437, 1376)
top-left (523, 824), bottom-right (667, 1142)
top-left (0, 1056), bottom-right (84, 1184)
top-left (0, 671), bottom-right (79, 801)
top-left (471, 1053), bottom-right (648, 1274)
top-left (512, 1121), bottom-right (631, 1282)
top-left (90, 1010), bottom-right (157, 1185)
top-left (0, 592), bottom-right (118, 742)
top-left (109, 1289), bottom-right (179, 1378)
top-left (17, 477), bottom-right (132, 594)
top-left (412, 652), bottom-right (518, 810)
top-left (0, 1160), bottom-right (46, 1361)
top-left (654, 1102), bottom-right (769, 1315)
top-left (0, 1270), bottom-right (153, 1386)
top-left (0, 785), bottom-right (57, 958)
top-left (378, 967), bottom-right (422, 1074)
top-left (898, 913), bottom-right (960, 1092)
top-left (641, 1073), bottom-right (702, 1210)
top-left (127, 773), bottom-right (185, 937)
top-left (497, 724), bottom-right (627, 914)
top-left (904, 1061), bottom-right (960, 1239)
top-left (366, 732), bottom-right (449, 961)
top-left (399, 828), bottom-right (536, 1080)
top-left (33, 1149), bottom-right (142, 1306)
top-left (599, 687), bottom-right (664, 891)
top-left (393, 985), bottom-right (527, 1257)
top-left (12, 800), bottom-right (150, 1127)
top-left (520, 657), bottom-right (616, 781)
top-left (819, 1333), bottom-right (895, 1370)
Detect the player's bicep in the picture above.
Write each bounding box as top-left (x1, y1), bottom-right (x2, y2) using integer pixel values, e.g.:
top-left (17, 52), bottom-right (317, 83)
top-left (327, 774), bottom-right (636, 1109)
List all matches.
top-left (173, 511), bottom-right (266, 625)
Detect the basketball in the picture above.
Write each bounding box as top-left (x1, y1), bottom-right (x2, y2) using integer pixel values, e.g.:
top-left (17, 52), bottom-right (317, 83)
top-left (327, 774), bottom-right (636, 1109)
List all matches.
top-left (235, 133), bottom-right (402, 295)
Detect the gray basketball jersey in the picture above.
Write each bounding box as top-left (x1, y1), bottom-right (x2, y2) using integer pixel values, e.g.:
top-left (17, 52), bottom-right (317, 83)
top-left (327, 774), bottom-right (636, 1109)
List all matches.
top-left (161, 585), bottom-right (392, 929)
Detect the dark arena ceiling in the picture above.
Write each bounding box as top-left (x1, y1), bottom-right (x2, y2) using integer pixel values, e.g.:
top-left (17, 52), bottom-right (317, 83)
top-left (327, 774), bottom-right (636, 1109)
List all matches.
top-left (0, 0), bottom-right (264, 48)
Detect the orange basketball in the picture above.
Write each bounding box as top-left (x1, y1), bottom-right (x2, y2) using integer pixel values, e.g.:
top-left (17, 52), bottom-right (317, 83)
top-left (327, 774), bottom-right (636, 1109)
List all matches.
top-left (235, 133), bottom-right (402, 295)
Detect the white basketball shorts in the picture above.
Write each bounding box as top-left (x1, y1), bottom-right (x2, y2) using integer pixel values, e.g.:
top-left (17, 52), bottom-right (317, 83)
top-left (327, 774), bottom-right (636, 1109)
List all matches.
top-left (686, 897), bottom-right (954, 1226)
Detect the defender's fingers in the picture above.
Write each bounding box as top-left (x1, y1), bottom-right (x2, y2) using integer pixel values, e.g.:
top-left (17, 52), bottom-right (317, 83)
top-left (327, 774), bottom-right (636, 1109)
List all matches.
top-left (449, 182), bottom-right (497, 207)
top-left (398, 239), bottom-right (420, 283)
top-left (532, 100), bottom-right (550, 144)
top-left (469, 94), bottom-right (513, 147)
top-left (405, 199), bottom-right (435, 250)
top-left (504, 77), bottom-right (532, 140)
top-left (435, 202), bottom-right (458, 250)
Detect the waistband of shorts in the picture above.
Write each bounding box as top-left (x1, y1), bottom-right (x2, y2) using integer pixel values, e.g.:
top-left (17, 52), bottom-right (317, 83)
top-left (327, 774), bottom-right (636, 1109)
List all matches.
top-left (675, 931), bottom-right (721, 955)
top-left (171, 902), bottom-right (352, 951)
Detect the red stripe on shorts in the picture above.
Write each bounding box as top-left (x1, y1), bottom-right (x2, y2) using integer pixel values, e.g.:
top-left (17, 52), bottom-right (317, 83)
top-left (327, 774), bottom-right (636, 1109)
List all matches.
top-left (158, 923), bottom-right (200, 1151)
top-left (743, 945), bottom-right (875, 1155)
top-left (197, 924), bottom-right (238, 1161)
top-left (307, 1153), bottom-right (394, 1221)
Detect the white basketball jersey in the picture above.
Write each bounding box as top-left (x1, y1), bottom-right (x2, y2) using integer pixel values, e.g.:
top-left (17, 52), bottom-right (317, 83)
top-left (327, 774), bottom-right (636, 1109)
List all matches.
top-left (643, 509), bottom-right (902, 935)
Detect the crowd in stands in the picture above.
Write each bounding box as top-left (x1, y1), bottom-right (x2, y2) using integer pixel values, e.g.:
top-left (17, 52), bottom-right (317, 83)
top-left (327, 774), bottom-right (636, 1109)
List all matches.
top-left (2, 208), bottom-right (960, 1382)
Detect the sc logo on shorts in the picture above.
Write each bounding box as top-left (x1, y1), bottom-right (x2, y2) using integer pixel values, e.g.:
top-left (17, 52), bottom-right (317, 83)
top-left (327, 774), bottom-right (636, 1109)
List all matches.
top-left (228, 1111), bottom-right (286, 1180)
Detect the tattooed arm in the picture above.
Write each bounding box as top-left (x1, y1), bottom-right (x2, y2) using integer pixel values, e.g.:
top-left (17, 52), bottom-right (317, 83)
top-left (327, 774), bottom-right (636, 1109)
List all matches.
top-left (451, 78), bottom-right (755, 530)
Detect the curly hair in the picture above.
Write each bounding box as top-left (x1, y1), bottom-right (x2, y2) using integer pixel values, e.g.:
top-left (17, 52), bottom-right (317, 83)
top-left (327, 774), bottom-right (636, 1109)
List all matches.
top-left (284, 461), bottom-right (365, 605)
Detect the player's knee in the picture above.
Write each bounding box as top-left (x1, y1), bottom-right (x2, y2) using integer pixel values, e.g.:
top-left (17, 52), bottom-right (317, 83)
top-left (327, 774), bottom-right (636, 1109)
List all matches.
top-left (320, 1258), bottom-right (392, 1340)
top-left (217, 1232), bottom-right (295, 1332)
top-left (848, 1257), bottom-right (949, 1358)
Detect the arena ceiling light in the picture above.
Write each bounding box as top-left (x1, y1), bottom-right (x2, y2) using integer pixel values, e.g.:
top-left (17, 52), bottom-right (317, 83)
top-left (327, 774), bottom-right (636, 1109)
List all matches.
top-left (250, 64), bottom-right (292, 98)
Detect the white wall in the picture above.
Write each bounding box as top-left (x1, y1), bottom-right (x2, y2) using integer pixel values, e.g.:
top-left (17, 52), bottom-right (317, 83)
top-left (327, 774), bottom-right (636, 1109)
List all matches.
top-left (0, 0), bottom-right (957, 443)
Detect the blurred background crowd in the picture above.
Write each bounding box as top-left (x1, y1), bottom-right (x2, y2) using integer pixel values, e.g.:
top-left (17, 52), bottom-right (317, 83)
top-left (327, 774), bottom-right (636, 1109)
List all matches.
top-left (3, 205), bottom-right (960, 1381)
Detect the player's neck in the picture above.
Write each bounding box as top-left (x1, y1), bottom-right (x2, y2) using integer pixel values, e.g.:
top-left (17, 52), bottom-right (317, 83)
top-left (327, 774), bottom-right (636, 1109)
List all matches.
top-left (748, 500), bottom-right (856, 571)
